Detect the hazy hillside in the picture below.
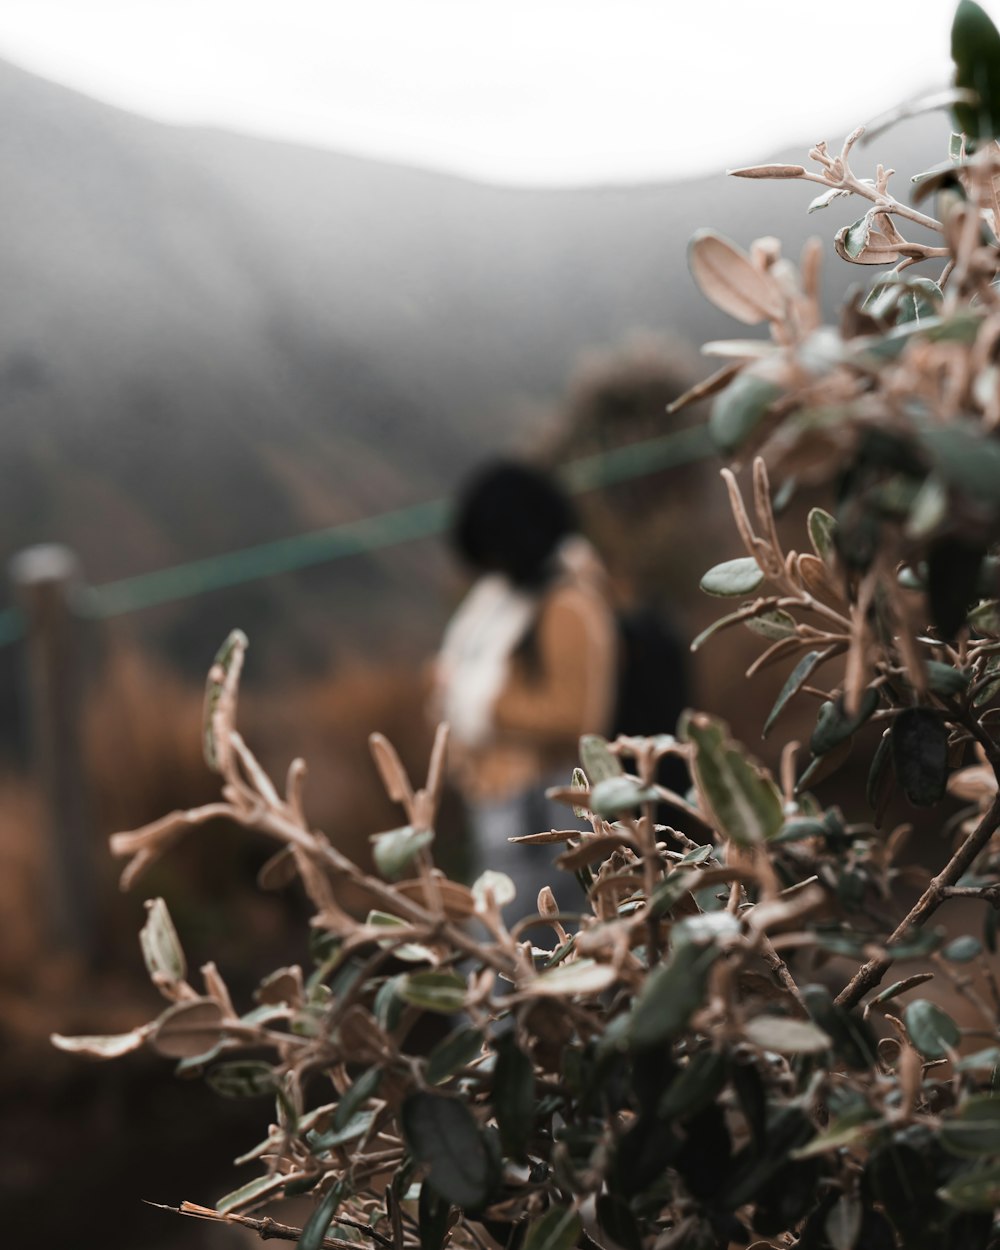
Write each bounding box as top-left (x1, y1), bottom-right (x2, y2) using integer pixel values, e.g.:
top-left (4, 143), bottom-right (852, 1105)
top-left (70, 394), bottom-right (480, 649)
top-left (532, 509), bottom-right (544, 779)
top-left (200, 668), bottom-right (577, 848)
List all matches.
top-left (0, 55), bottom-right (950, 675)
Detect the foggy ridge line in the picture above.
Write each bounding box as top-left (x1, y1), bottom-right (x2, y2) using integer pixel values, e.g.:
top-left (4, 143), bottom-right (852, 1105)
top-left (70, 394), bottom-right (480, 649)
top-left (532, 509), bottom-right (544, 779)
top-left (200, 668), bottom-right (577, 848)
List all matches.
top-left (0, 424), bottom-right (712, 648)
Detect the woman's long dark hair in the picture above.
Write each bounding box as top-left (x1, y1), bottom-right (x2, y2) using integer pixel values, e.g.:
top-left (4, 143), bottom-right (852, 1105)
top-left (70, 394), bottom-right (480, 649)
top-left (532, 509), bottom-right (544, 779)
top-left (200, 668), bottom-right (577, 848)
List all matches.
top-left (451, 460), bottom-right (577, 590)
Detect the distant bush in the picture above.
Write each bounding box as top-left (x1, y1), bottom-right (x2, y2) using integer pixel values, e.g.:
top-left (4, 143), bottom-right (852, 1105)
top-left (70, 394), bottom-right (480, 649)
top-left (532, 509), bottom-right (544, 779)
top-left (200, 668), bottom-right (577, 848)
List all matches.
top-left (55, 5), bottom-right (1000, 1247)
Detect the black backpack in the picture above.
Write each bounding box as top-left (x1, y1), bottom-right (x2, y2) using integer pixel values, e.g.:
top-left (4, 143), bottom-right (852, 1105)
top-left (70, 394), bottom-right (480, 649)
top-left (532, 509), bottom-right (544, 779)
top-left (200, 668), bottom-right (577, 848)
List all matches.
top-left (611, 605), bottom-right (691, 803)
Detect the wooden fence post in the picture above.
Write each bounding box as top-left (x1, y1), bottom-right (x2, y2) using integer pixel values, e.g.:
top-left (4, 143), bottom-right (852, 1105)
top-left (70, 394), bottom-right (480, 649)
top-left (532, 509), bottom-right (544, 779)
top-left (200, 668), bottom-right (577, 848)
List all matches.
top-left (11, 544), bottom-right (96, 962)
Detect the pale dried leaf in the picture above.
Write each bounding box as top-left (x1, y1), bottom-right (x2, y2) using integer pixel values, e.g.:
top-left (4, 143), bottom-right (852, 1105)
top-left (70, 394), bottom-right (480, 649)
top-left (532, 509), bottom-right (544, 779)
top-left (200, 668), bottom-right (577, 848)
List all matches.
top-left (834, 217), bottom-right (903, 265)
top-left (701, 340), bottom-right (777, 359)
top-left (666, 362), bottom-right (742, 415)
top-left (140, 897), bottom-right (187, 990)
top-left (472, 870), bottom-right (516, 910)
top-left (688, 230), bottom-right (785, 324)
top-left (425, 722), bottom-right (450, 810)
top-left (527, 958), bottom-right (617, 997)
top-left (257, 846), bottom-right (298, 891)
top-left (150, 998), bottom-right (228, 1060)
top-left (729, 164), bottom-right (807, 179)
top-left (555, 834), bottom-right (637, 869)
top-left (796, 552), bottom-right (841, 602)
top-left (51, 1026), bottom-right (152, 1059)
top-left (368, 733), bottom-right (414, 807)
top-left (394, 877), bottom-right (475, 920)
top-left (255, 965), bottom-right (304, 1007)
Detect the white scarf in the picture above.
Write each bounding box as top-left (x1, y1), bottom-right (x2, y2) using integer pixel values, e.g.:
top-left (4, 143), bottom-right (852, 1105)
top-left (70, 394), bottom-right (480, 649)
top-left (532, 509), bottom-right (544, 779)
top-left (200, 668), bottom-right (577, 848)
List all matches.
top-left (436, 574), bottom-right (536, 747)
top-left (435, 536), bottom-right (603, 747)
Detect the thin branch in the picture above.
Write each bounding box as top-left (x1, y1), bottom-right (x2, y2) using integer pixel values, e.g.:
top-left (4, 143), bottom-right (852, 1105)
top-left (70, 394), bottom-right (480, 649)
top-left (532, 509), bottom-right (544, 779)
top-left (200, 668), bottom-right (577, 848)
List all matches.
top-left (836, 791), bottom-right (1000, 1009)
top-left (144, 1201), bottom-right (368, 1250)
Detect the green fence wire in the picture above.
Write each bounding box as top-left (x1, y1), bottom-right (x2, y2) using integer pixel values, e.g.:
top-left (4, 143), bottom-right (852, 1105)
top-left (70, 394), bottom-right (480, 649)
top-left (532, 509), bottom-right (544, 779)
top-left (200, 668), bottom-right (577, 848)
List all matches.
top-left (0, 423), bottom-right (714, 649)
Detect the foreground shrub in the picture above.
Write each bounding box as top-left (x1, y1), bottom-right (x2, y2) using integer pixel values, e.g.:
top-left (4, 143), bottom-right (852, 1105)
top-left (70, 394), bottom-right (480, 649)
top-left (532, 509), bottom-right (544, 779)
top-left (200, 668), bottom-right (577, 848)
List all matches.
top-left (55, 4), bottom-right (1000, 1246)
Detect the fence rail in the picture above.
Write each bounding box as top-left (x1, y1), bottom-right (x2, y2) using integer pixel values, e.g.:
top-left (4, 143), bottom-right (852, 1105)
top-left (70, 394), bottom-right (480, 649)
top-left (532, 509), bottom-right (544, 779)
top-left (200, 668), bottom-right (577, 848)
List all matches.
top-left (0, 424), bottom-right (712, 647)
top-left (3, 422), bottom-right (714, 961)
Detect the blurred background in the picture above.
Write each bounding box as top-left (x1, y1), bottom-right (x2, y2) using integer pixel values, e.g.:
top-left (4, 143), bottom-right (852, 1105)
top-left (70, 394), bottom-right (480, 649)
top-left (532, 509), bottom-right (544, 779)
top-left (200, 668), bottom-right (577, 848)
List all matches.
top-left (0, 1), bottom-right (963, 1245)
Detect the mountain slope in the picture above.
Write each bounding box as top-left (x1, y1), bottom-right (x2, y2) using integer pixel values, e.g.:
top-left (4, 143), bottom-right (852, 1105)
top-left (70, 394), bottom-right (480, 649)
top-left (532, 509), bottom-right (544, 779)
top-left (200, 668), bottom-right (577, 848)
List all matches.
top-left (0, 56), bottom-right (949, 656)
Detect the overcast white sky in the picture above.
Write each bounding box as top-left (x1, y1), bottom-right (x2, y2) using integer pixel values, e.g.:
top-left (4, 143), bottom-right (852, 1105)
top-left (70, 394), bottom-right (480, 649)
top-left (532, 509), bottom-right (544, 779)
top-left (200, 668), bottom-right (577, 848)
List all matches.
top-left (0, 0), bottom-right (968, 185)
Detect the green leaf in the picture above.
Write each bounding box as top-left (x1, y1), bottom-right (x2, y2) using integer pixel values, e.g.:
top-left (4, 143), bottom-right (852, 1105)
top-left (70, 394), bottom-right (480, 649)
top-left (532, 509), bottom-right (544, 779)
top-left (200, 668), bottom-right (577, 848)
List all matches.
top-left (856, 312), bottom-right (982, 364)
top-left (333, 1067), bottom-right (382, 1131)
top-left (493, 1036), bottom-right (535, 1160)
top-left (690, 606), bottom-right (757, 651)
top-left (808, 186), bottom-right (850, 214)
top-left (744, 608), bottom-right (797, 640)
top-left (397, 972), bottom-right (467, 1014)
top-left (709, 373), bottom-right (783, 453)
top-left (523, 1205), bottom-right (582, 1250)
top-left (864, 275), bottom-right (944, 324)
top-left (570, 767), bottom-right (589, 818)
top-left (906, 475), bottom-right (949, 539)
top-left (957, 1046), bottom-right (1000, 1072)
top-left (648, 870), bottom-right (698, 917)
top-left (207, 1061), bottom-right (276, 1098)
top-left (699, 556), bottom-right (764, 597)
top-left (373, 974), bottom-right (406, 1033)
top-left (891, 708), bottom-right (949, 807)
top-left (579, 734), bottom-right (623, 783)
top-left (793, 1109), bottom-right (880, 1159)
top-left (216, 1171), bottom-right (287, 1215)
top-left (796, 738), bottom-right (853, 794)
top-left (763, 650), bottom-right (824, 738)
top-left (772, 817), bottom-right (828, 843)
top-left (531, 957), bottom-right (617, 997)
top-left (897, 564), bottom-right (926, 591)
top-left (887, 926), bottom-right (945, 960)
top-left (627, 940), bottom-right (720, 1049)
top-left (139, 897), bottom-right (186, 986)
top-left (939, 1160), bottom-right (1000, 1210)
top-left (808, 507), bottom-right (838, 561)
top-left (970, 599), bottom-right (1000, 635)
top-left (657, 1050), bottom-right (727, 1119)
top-left (905, 997), bottom-right (961, 1058)
top-left (307, 1109), bottom-right (377, 1152)
top-left (941, 1096), bottom-right (1000, 1156)
top-left (297, 1179), bottom-right (347, 1250)
top-left (825, 1193), bottom-right (863, 1250)
top-left (841, 214), bottom-right (872, 259)
top-left (810, 688), bottom-right (879, 756)
top-left (684, 713), bottom-right (784, 845)
top-left (926, 660), bottom-right (971, 696)
top-left (952, 0), bottom-right (1000, 139)
top-left (866, 730), bottom-right (893, 817)
top-left (418, 1183), bottom-right (450, 1250)
top-left (743, 1015), bottom-right (833, 1055)
top-left (974, 654), bottom-right (1000, 706)
top-left (203, 629), bottom-right (248, 772)
top-left (867, 974), bottom-right (934, 1010)
top-left (867, 1140), bottom-right (934, 1230)
top-left (590, 775), bottom-right (659, 817)
top-left (371, 826), bottom-right (434, 880)
top-left (802, 984), bottom-right (877, 1070)
top-left (401, 1092), bottom-right (497, 1210)
top-left (918, 421), bottom-right (1000, 503)
top-left (364, 911), bottom-right (435, 963)
top-left (426, 1025), bottom-right (483, 1085)
top-left (943, 935), bottom-right (983, 963)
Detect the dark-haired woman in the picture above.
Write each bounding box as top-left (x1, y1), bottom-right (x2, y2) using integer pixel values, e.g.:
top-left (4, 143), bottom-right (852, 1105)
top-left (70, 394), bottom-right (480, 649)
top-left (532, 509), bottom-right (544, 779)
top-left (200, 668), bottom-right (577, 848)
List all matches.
top-left (433, 461), bottom-right (617, 921)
